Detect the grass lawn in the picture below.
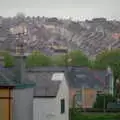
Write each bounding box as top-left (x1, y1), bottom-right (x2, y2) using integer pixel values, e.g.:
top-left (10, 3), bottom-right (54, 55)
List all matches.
top-left (71, 112), bottom-right (120, 120)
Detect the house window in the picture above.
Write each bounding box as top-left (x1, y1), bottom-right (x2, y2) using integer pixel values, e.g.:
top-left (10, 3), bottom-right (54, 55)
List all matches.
top-left (61, 99), bottom-right (65, 114)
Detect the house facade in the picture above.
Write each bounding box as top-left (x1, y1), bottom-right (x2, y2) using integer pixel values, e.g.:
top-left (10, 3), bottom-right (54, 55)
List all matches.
top-left (67, 67), bottom-right (113, 108)
top-left (27, 66), bottom-right (113, 109)
top-left (27, 71), bottom-right (69, 120)
top-left (69, 88), bottom-right (97, 108)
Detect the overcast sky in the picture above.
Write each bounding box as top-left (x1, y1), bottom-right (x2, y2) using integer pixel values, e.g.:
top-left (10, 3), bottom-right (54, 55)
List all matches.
top-left (0, 0), bottom-right (120, 20)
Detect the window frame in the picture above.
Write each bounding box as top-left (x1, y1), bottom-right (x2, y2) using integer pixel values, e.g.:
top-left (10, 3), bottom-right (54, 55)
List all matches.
top-left (60, 99), bottom-right (65, 114)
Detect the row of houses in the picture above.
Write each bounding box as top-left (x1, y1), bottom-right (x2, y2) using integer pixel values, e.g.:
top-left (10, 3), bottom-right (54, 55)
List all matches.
top-left (0, 45), bottom-right (114, 120)
top-left (27, 66), bottom-right (113, 108)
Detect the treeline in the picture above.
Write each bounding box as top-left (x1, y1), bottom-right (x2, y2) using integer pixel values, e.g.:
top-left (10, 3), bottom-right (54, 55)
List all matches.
top-left (1, 49), bottom-right (120, 79)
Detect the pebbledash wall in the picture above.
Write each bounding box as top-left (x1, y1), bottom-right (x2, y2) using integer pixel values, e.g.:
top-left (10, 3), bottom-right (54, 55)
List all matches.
top-left (33, 73), bottom-right (69, 120)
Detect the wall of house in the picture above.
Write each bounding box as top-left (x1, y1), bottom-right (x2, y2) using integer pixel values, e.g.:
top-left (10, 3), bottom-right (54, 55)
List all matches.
top-left (34, 98), bottom-right (57, 120)
top-left (55, 77), bottom-right (69, 120)
top-left (82, 88), bottom-right (97, 108)
top-left (34, 73), bottom-right (69, 120)
top-left (69, 88), bottom-right (97, 108)
top-left (69, 88), bottom-right (79, 108)
top-left (12, 88), bottom-right (34, 120)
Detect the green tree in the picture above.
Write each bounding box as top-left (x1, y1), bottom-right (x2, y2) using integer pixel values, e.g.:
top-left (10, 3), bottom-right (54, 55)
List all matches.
top-left (26, 51), bottom-right (52, 67)
top-left (3, 52), bottom-right (14, 67)
top-left (52, 50), bottom-right (90, 66)
top-left (67, 50), bottom-right (89, 66)
top-left (93, 94), bottom-right (116, 109)
top-left (94, 49), bottom-right (120, 79)
top-left (51, 54), bottom-right (66, 66)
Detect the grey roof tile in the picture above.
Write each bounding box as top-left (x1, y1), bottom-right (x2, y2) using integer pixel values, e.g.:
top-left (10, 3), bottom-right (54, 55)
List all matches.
top-left (27, 71), bottom-right (61, 97)
top-left (34, 81), bottom-right (61, 97)
top-left (27, 66), bottom-right (108, 89)
top-left (67, 67), bottom-right (108, 89)
top-left (0, 67), bottom-right (35, 88)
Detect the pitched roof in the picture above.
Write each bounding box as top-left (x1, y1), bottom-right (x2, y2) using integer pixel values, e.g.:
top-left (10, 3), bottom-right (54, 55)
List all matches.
top-left (34, 81), bottom-right (61, 97)
top-left (0, 67), bottom-right (35, 88)
top-left (27, 66), bottom-right (109, 89)
top-left (27, 66), bottom-right (66, 72)
top-left (67, 67), bottom-right (108, 89)
top-left (27, 71), bottom-right (61, 97)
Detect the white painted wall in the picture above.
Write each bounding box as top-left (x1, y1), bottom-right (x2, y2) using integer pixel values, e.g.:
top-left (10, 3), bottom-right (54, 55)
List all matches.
top-left (55, 73), bottom-right (69, 120)
top-left (34, 73), bottom-right (69, 120)
top-left (34, 98), bottom-right (57, 120)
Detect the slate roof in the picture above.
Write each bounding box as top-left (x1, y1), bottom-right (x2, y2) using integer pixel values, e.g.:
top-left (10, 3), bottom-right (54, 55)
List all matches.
top-left (0, 67), bottom-right (35, 89)
top-left (34, 81), bottom-right (61, 97)
top-left (27, 66), bottom-right (66, 72)
top-left (27, 71), bottom-right (61, 97)
top-left (67, 67), bottom-right (108, 89)
top-left (0, 65), bottom-right (108, 93)
top-left (27, 66), bottom-right (109, 90)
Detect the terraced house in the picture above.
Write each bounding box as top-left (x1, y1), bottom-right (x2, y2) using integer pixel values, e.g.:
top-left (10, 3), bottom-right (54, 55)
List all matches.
top-left (67, 67), bottom-right (113, 108)
top-left (27, 66), bottom-right (113, 109)
top-left (27, 67), bottom-right (69, 120)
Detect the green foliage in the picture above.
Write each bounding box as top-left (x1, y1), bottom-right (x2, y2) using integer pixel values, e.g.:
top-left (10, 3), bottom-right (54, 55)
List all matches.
top-left (110, 61), bottom-right (120, 80)
top-left (3, 51), bottom-right (14, 67)
top-left (93, 94), bottom-right (116, 109)
top-left (88, 59), bottom-right (95, 68)
top-left (52, 50), bottom-right (90, 66)
top-left (67, 50), bottom-right (89, 66)
top-left (51, 54), bottom-right (66, 66)
top-left (70, 109), bottom-right (120, 120)
top-left (94, 49), bottom-right (120, 79)
top-left (94, 49), bottom-right (120, 69)
top-left (26, 51), bottom-right (52, 67)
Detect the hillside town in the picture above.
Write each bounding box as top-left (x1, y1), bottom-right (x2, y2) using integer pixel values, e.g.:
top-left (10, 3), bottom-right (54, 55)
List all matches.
top-left (0, 13), bottom-right (120, 120)
top-left (0, 14), bottom-right (120, 58)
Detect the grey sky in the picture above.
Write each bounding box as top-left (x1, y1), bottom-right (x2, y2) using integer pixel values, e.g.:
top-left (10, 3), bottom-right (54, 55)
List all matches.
top-left (0, 0), bottom-right (120, 20)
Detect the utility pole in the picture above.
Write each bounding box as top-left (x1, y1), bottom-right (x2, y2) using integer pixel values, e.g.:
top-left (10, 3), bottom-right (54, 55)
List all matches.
top-left (82, 85), bottom-right (86, 112)
top-left (103, 92), bottom-right (106, 113)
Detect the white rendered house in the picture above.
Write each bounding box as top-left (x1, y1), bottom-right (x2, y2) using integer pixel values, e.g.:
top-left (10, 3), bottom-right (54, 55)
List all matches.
top-left (33, 72), bottom-right (69, 120)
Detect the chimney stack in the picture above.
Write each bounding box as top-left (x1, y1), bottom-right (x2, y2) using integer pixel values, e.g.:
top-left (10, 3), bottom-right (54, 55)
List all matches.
top-left (14, 40), bottom-right (26, 83)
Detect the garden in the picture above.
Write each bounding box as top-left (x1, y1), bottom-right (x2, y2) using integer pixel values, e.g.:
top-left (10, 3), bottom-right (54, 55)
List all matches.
top-left (70, 110), bottom-right (120, 120)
